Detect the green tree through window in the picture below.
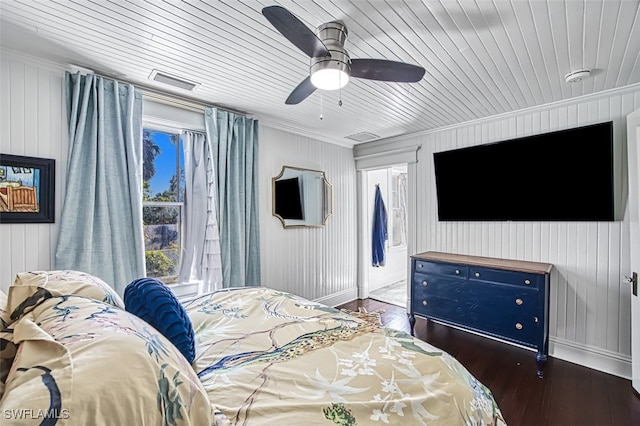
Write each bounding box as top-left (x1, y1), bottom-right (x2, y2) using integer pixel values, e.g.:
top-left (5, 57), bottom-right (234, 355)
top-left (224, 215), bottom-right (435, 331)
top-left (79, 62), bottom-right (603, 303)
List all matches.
top-left (142, 129), bottom-right (184, 283)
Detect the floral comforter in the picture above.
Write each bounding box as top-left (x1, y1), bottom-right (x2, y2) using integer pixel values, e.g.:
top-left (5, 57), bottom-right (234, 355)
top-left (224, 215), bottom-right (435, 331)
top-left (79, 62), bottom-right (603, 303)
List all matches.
top-left (0, 271), bottom-right (214, 426)
top-left (186, 287), bottom-right (506, 425)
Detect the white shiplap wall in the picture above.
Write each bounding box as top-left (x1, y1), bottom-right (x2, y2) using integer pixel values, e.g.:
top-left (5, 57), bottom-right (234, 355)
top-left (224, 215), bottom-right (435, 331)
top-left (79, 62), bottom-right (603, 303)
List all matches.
top-left (354, 84), bottom-right (640, 378)
top-left (259, 126), bottom-right (358, 305)
top-left (0, 51), bottom-right (360, 306)
top-left (0, 50), bottom-right (67, 292)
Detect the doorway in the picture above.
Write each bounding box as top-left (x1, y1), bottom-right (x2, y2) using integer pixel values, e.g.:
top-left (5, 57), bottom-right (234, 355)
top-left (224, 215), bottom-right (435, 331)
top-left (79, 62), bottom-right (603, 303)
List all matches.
top-left (363, 165), bottom-right (408, 307)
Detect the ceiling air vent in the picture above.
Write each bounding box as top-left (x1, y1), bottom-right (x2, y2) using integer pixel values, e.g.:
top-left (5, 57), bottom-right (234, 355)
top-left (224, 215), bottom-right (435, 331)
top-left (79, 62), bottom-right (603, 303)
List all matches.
top-left (344, 131), bottom-right (380, 143)
top-left (149, 69), bottom-right (200, 91)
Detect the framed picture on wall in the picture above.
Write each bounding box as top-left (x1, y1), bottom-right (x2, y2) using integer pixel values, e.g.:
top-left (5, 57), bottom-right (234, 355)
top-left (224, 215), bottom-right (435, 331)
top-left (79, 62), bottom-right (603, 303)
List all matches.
top-left (0, 154), bottom-right (55, 223)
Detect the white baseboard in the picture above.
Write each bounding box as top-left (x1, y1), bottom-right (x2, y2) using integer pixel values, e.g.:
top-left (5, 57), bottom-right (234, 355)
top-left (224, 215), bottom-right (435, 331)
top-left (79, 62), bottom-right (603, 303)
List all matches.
top-left (314, 287), bottom-right (359, 308)
top-left (549, 337), bottom-right (632, 379)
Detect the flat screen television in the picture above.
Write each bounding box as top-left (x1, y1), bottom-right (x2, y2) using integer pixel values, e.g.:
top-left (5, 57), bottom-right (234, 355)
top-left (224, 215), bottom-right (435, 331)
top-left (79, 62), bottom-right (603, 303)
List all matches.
top-left (433, 121), bottom-right (614, 221)
top-left (274, 177), bottom-right (304, 220)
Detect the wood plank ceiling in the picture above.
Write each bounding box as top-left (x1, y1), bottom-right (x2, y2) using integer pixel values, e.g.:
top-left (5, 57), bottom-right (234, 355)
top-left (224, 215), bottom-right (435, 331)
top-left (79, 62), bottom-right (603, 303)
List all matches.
top-left (1, 0), bottom-right (639, 146)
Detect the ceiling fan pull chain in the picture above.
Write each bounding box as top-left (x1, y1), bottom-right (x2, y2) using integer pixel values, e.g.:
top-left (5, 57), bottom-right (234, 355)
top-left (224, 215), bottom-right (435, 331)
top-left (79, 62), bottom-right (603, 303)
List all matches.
top-left (339, 74), bottom-right (343, 106)
top-left (320, 93), bottom-right (324, 120)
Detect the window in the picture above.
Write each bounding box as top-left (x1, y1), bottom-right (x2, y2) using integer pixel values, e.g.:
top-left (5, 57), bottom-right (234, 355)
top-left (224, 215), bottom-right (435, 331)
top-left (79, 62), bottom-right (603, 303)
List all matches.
top-left (389, 166), bottom-right (407, 248)
top-left (142, 129), bottom-right (185, 283)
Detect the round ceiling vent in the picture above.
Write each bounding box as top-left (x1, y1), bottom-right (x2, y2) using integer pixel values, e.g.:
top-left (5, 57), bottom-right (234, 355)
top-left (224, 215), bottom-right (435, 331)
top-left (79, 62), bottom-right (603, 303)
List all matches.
top-left (564, 69), bottom-right (591, 83)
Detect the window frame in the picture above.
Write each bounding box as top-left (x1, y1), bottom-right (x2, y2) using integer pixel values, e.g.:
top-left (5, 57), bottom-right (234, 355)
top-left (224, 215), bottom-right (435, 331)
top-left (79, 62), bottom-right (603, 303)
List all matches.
top-left (142, 100), bottom-right (207, 296)
top-left (142, 125), bottom-right (185, 285)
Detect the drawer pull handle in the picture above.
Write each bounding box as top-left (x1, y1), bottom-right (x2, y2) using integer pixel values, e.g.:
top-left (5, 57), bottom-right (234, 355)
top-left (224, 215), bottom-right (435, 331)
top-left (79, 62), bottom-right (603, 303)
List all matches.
top-left (515, 298), bottom-right (523, 305)
top-left (455, 269), bottom-right (460, 275)
top-left (422, 280), bottom-right (428, 287)
top-left (515, 323), bottom-right (523, 330)
top-left (524, 279), bottom-right (531, 285)
top-left (534, 317), bottom-right (539, 323)
top-left (418, 264), bottom-right (423, 269)
top-left (474, 272), bottom-right (481, 278)
top-left (422, 300), bottom-right (428, 306)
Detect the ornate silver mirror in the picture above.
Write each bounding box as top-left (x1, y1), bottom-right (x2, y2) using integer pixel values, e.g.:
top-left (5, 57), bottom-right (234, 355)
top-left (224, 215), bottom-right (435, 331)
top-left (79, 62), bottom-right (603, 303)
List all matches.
top-left (272, 165), bottom-right (333, 228)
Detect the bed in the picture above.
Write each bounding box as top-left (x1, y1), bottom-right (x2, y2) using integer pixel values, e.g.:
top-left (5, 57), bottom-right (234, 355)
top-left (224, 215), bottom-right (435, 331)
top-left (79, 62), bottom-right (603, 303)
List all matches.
top-left (0, 271), bottom-right (506, 425)
top-left (0, 182), bottom-right (38, 212)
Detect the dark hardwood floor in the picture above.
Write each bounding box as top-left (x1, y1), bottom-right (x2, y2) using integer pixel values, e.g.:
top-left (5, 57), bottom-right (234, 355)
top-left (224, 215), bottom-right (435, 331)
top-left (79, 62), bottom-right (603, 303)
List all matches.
top-left (337, 298), bottom-right (640, 426)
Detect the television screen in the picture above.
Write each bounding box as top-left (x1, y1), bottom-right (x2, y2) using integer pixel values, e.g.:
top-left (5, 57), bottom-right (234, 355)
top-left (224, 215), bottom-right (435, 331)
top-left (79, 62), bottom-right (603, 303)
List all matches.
top-left (433, 121), bottom-right (614, 221)
top-left (274, 177), bottom-right (304, 220)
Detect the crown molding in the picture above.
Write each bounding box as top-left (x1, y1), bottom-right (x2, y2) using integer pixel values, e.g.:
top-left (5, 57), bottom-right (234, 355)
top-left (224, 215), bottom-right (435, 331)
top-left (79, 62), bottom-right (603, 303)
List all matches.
top-left (257, 118), bottom-right (355, 148)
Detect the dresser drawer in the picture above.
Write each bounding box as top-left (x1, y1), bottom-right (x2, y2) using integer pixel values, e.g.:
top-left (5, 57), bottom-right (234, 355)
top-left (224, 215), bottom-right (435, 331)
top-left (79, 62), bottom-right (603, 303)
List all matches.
top-left (413, 274), bottom-right (467, 300)
top-left (414, 280), bottom-right (539, 314)
top-left (414, 260), bottom-right (467, 278)
top-left (467, 305), bottom-right (540, 346)
top-left (468, 266), bottom-right (542, 288)
top-left (411, 294), bottom-right (466, 323)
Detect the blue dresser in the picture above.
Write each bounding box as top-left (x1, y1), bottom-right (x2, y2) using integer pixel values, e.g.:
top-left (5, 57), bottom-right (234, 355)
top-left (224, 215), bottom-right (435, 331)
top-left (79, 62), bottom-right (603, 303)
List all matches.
top-left (410, 251), bottom-right (552, 377)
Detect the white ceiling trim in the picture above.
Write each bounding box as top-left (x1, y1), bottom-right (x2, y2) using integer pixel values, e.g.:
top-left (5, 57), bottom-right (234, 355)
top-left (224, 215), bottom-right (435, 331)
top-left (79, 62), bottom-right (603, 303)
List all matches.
top-left (257, 119), bottom-right (354, 148)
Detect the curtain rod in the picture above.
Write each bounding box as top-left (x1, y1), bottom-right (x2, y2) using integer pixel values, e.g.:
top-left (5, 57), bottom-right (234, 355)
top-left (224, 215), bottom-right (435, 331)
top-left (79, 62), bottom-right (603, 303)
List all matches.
top-left (75, 68), bottom-right (250, 117)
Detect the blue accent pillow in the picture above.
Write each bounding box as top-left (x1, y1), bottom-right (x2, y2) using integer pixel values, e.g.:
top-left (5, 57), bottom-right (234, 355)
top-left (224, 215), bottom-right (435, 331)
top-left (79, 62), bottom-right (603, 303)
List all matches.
top-left (124, 278), bottom-right (196, 363)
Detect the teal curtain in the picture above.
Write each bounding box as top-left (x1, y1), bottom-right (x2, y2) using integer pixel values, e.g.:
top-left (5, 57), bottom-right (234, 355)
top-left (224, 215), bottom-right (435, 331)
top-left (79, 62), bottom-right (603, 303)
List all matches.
top-left (204, 108), bottom-right (260, 287)
top-left (55, 72), bottom-right (145, 295)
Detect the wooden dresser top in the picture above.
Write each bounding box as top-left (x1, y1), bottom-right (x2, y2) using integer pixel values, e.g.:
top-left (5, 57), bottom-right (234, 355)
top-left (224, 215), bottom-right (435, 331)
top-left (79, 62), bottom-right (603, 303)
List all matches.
top-left (412, 251), bottom-right (553, 274)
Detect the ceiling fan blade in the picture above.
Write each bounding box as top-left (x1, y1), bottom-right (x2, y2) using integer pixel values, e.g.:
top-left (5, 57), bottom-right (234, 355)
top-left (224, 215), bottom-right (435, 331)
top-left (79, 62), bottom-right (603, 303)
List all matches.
top-left (262, 6), bottom-right (330, 58)
top-left (350, 59), bottom-right (425, 83)
top-left (285, 76), bottom-right (316, 105)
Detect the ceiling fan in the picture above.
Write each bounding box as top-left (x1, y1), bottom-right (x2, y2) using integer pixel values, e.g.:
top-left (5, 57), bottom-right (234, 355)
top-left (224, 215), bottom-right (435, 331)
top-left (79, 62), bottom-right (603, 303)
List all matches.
top-left (262, 5), bottom-right (426, 105)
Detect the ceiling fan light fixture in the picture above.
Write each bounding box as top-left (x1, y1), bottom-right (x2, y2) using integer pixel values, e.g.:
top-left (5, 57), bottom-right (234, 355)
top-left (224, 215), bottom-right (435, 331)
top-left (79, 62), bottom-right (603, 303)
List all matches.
top-left (310, 43), bottom-right (351, 91)
top-left (311, 68), bottom-right (349, 90)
